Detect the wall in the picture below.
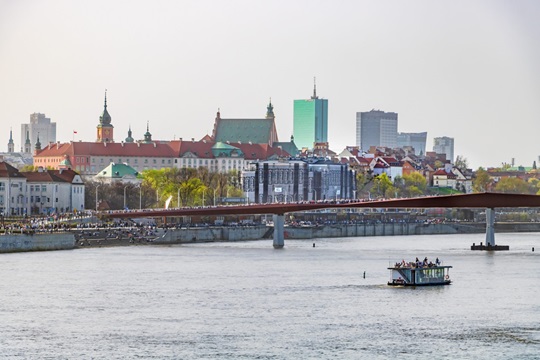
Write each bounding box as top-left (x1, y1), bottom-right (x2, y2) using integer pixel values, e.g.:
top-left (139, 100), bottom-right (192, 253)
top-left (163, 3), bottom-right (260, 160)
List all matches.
top-left (0, 232), bottom-right (76, 253)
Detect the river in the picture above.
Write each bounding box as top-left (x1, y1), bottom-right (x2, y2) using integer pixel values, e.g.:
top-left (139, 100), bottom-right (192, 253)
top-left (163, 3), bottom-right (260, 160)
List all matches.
top-left (1, 233), bottom-right (539, 359)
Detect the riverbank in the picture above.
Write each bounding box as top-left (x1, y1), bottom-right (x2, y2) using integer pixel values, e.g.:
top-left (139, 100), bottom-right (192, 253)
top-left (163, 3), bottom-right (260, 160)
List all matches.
top-left (2, 221), bottom-right (539, 252)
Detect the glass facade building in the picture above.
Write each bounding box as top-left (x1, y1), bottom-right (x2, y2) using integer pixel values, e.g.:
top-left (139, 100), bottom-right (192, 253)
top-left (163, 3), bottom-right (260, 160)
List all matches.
top-left (293, 86), bottom-right (328, 150)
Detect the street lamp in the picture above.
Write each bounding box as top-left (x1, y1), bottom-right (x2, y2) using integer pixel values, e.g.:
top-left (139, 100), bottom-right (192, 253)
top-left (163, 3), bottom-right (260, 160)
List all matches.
top-left (95, 184), bottom-right (101, 212)
top-left (213, 188), bottom-right (218, 206)
top-left (177, 188), bottom-right (181, 208)
top-left (124, 185), bottom-right (129, 209)
top-left (137, 184), bottom-right (142, 209)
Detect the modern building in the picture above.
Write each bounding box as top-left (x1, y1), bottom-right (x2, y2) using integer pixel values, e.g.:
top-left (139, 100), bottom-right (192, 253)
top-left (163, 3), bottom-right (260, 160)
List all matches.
top-left (21, 113), bottom-right (57, 153)
top-left (242, 158), bottom-right (355, 204)
top-left (433, 136), bottom-right (455, 163)
top-left (293, 81), bottom-right (328, 150)
top-left (397, 132), bottom-right (427, 156)
top-left (356, 110), bottom-right (398, 150)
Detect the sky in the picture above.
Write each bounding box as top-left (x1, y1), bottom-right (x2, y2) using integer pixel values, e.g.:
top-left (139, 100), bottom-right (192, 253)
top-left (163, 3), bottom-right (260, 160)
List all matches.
top-left (1, 0), bottom-right (539, 170)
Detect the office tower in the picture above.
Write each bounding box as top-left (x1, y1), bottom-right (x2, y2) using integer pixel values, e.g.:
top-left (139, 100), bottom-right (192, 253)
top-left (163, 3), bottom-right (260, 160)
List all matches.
top-left (356, 109), bottom-right (398, 150)
top-left (397, 132), bottom-right (427, 156)
top-left (293, 80), bottom-right (328, 150)
top-left (21, 113), bottom-right (57, 152)
top-left (433, 136), bottom-right (455, 163)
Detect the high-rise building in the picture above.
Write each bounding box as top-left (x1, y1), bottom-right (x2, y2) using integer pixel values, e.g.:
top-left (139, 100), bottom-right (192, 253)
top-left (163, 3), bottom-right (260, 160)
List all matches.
top-left (21, 113), bottom-right (56, 153)
top-left (293, 80), bottom-right (328, 150)
top-left (397, 132), bottom-right (427, 156)
top-left (433, 136), bottom-right (455, 163)
top-left (356, 110), bottom-right (398, 150)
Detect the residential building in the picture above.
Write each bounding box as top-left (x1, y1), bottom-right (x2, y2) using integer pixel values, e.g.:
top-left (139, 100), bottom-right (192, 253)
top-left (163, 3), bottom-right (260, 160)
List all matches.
top-left (433, 136), bottom-right (455, 164)
top-left (397, 132), bottom-right (427, 156)
top-left (356, 110), bottom-right (398, 150)
top-left (293, 81), bottom-right (328, 150)
top-left (21, 113), bottom-right (56, 153)
top-left (0, 161), bottom-right (28, 215)
top-left (22, 168), bottom-right (85, 214)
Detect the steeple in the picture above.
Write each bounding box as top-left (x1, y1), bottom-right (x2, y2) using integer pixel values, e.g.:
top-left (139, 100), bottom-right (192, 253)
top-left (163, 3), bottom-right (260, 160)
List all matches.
top-left (125, 125), bottom-right (134, 143)
top-left (7, 127), bottom-right (14, 153)
top-left (100, 90), bottom-right (112, 125)
top-left (34, 133), bottom-right (41, 155)
top-left (24, 131), bottom-right (31, 153)
top-left (143, 121), bottom-right (152, 143)
top-left (266, 98), bottom-right (275, 119)
top-left (97, 89), bottom-right (114, 143)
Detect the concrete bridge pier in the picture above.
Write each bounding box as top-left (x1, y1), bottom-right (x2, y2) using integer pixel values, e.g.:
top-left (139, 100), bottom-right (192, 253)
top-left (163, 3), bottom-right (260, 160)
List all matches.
top-left (485, 207), bottom-right (495, 246)
top-left (273, 214), bottom-right (284, 249)
top-left (471, 207), bottom-right (509, 251)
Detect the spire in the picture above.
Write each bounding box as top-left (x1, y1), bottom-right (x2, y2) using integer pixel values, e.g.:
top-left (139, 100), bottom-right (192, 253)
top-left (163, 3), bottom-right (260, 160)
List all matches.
top-left (35, 133), bottom-right (41, 150)
top-left (266, 98), bottom-right (275, 119)
top-left (25, 130), bottom-right (30, 144)
top-left (311, 76), bottom-right (318, 99)
top-left (8, 127), bottom-right (14, 153)
top-left (99, 89), bottom-right (112, 125)
top-left (143, 121), bottom-right (152, 143)
top-left (125, 125), bottom-right (134, 143)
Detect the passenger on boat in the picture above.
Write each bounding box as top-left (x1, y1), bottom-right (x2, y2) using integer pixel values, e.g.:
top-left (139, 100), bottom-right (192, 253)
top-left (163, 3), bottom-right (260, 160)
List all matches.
top-left (436, 257), bottom-right (440, 266)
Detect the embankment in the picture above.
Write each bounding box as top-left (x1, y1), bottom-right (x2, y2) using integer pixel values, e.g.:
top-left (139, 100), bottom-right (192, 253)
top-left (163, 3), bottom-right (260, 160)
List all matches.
top-left (0, 232), bottom-right (76, 253)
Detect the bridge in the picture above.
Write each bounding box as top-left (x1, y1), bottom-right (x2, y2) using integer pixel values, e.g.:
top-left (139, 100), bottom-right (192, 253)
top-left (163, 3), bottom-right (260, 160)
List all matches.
top-left (105, 192), bottom-right (540, 249)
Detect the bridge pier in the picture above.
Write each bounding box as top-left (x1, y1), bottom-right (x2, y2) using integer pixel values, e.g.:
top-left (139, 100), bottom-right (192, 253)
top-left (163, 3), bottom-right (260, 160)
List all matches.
top-left (273, 214), bottom-right (284, 249)
top-left (485, 207), bottom-right (495, 247)
top-left (471, 207), bottom-right (509, 251)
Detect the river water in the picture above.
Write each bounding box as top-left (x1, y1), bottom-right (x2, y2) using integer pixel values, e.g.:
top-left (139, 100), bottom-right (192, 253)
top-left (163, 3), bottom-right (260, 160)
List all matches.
top-left (1, 233), bottom-right (539, 359)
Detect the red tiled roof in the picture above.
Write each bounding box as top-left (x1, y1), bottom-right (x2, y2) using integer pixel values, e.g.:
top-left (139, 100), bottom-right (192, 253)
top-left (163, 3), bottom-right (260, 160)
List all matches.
top-left (35, 141), bottom-right (177, 158)
top-left (0, 161), bottom-right (25, 178)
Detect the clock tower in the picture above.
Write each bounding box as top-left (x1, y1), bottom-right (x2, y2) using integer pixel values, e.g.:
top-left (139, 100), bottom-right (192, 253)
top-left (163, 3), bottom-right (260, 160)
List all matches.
top-left (96, 90), bottom-right (114, 143)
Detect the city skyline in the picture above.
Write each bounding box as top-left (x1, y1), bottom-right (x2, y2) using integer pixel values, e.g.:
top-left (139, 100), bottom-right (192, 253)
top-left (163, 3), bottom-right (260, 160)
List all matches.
top-left (1, 0), bottom-right (539, 169)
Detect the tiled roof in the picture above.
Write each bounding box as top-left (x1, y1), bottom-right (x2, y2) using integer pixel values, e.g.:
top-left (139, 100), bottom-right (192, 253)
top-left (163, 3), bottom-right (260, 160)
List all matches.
top-left (0, 161), bottom-right (25, 178)
top-left (214, 118), bottom-right (276, 144)
top-left (21, 169), bottom-right (80, 183)
top-left (35, 141), bottom-right (177, 158)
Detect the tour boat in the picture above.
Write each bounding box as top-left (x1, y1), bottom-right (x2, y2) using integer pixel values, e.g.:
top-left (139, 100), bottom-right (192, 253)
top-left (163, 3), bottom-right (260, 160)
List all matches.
top-left (388, 260), bottom-right (452, 286)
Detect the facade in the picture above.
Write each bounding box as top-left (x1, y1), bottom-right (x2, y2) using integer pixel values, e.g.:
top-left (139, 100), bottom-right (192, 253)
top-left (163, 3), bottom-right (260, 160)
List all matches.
top-left (433, 136), bottom-right (455, 163)
top-left (22, 168), bottom-right (85, 214)
top-left (0, 162), bottom-right (84, 216)
top-left (21, 113), bottom-right (57, 153)
top-left (356, 110), bottom-right (398, 150)
top-left (0, 162), bottom-right (29, 216)
top-left (397, 132), bottom-right (427, 156)
top-left (293, 83), bottom-right (328, 150)
top-left (242, 158), bottom-right (355, 204)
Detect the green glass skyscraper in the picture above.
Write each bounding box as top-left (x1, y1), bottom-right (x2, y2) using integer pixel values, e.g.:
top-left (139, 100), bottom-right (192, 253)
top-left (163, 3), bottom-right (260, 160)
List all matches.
top-left (293, 81), bottom-right (328, 150)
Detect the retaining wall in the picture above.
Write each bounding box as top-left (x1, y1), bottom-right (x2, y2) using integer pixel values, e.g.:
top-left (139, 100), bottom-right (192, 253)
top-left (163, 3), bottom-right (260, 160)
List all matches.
top-left (0, 232), bottom-right (76, 253)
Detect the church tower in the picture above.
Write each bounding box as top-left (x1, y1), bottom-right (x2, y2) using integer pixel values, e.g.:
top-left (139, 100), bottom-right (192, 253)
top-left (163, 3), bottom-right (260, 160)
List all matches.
top-left (125, 125), bottom-right (134, 143)
top-left (7, 128), bottom-right (14, 153)
top-left (96, 90), bottom-right (114, 143)
top-left (24, 131), bottom-right (31, 153)
top-left (34, 133), bottom-right (41, 156)
top-left (143, 122), bottom-right (153, 143)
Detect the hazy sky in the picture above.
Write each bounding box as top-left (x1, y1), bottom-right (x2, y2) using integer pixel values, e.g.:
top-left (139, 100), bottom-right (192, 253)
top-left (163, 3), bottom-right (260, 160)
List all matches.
top-left (1, 0), bottom-right (539, 169)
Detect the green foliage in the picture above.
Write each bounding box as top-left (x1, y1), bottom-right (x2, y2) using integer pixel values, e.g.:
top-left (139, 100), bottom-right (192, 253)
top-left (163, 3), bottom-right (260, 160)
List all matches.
top-left (473, 167), bottom-right (491, 193)
top-left (494, 177), bottom-right (534, 194)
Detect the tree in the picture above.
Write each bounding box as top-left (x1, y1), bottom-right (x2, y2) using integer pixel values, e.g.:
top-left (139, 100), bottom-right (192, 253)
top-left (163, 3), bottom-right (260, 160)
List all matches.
top-left (454, 155), bottom-right (469, 170)
top-left (373, 173), bottom-right (393, 198)
top-left (401, 172), bottom-right (427, 197)
top-left (472, 167), bottom-right (491, 193)
top-left (494, 177), bottom-right (533, 194)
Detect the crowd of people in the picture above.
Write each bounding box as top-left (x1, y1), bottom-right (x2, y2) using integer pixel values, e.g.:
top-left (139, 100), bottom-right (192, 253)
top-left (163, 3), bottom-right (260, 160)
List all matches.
top-left (393, 256), bottom-right (442, 269)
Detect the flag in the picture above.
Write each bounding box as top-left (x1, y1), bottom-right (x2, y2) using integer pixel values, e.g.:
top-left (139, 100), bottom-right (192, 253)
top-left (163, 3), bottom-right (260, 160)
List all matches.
top-left (165, 195), bottom-right (173, 209)
top-left (73, 130), bottom-right (78, 134)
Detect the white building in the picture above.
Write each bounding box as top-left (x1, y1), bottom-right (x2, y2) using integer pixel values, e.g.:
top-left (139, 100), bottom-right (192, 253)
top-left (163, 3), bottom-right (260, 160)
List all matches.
top-left (0, 162), bottom-right (29, 216)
